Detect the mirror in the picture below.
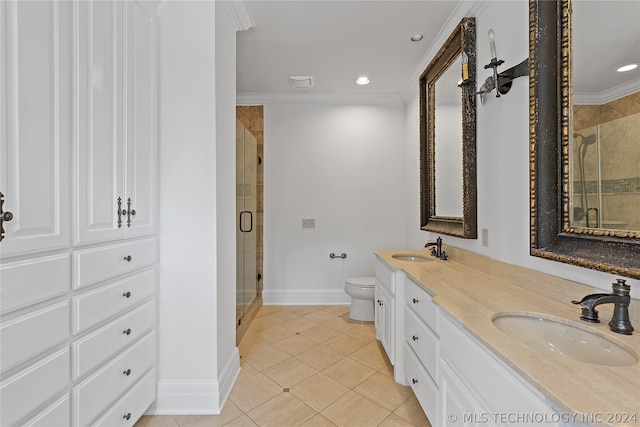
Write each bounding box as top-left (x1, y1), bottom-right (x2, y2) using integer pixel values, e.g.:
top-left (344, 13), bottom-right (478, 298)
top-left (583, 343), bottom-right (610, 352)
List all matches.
top-left (420, 17), bottom-right (477, 238)
top-left (529, 0), bottom-right (640, 278)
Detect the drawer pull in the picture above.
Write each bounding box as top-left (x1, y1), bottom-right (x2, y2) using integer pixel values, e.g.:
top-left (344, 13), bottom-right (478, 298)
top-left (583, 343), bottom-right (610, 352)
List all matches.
top-left (124, 255), bottom-right (132, 262)
top-left (123, 369), bottom-right (132, 376)
top-left (412, 335), bottom-right (419, 341)
top-left (123, 412), bottom-right (132, 421)
top-left (412, 378), bottom-right (418, 384)
top-left (123, 328), bottom-right (132, 335)
top-left (412, 298), bottom-right (419, 304)
top-left (123, 291), bottom-right (131, 298)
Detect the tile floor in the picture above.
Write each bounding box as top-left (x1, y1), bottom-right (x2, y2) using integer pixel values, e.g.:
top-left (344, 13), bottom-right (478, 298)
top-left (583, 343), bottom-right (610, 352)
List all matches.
top-left (135, 305), bottom-right (431, 427)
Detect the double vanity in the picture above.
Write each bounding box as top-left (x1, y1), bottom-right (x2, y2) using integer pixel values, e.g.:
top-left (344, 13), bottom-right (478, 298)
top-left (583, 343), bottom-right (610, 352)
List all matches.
top-left (374, 246), bottom-right (640, 427)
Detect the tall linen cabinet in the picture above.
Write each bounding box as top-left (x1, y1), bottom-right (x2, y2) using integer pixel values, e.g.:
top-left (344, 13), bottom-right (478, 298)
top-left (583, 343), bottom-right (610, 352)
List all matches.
top-left (0, 1), bottom-right (159, 426)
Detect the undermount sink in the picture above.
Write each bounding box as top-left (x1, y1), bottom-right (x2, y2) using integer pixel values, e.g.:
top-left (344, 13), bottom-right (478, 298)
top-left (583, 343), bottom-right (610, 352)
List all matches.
top-left (391, 254), bottom-right (432, 262)
top-left (492, 313), bottom-right (638, 367)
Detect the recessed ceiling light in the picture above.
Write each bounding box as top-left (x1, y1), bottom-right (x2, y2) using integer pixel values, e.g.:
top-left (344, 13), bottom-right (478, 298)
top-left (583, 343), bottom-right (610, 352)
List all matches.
top-left (410, 34), bottom-right (424, 42)
top-left (617, 64), bottom-right (638, 72)
top-left (356, 76), bottom-right (370, 85)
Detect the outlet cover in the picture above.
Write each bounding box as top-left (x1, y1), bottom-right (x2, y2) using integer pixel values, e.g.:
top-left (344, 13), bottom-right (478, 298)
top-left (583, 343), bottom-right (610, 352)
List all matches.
top-left (302, 219), bottom-right (315, 229)
top-left (482, 228), bottom-right (489, 247)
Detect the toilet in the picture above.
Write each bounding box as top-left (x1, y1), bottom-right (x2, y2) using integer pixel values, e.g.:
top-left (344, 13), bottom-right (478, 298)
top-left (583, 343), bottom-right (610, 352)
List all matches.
top-left (344, 277), bottom-right (376, 321)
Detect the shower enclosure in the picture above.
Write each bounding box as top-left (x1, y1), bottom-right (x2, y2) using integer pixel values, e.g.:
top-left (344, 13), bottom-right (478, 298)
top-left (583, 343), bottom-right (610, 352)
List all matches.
top-left (236, 118), bottom-right (258, 331)
top-left (571, 112), bottom-right (640, 231)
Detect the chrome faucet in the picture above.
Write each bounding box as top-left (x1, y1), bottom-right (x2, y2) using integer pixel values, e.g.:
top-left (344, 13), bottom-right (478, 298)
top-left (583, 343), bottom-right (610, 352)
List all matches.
top-left (424, 236), bottom-right (447, 260)
top-left (571, 279), bottom-right (634, 335)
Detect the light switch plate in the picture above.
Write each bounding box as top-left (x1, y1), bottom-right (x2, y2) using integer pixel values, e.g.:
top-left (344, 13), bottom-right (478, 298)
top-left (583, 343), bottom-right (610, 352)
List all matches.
top-left (482, 228), bottom-right (489, 247)
top-left (302, 219), bottom-right (315, 229)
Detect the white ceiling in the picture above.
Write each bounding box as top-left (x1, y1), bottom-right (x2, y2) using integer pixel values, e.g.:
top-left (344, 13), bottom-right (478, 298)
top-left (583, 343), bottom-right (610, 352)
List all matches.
top-left (572, 0), bottom-right (640, 101)
top-left (236, 1), bottom-right (640, 102)
top-left (236, 1), bottom-right (464, 97)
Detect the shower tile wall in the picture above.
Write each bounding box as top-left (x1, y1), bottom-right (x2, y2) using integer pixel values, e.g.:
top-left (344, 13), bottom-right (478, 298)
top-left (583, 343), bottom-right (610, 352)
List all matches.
top-left (573, 92), bottom-right (640, 230)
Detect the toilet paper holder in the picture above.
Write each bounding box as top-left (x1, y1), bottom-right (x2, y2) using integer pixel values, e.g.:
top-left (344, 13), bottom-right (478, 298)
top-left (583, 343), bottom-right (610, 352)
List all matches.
top-left (329, 253), bottom-right (347, 259)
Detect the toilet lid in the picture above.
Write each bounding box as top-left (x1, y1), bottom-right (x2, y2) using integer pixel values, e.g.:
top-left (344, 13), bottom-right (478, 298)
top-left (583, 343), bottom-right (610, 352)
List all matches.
top-left (345, 277), bottom-right (376, 288)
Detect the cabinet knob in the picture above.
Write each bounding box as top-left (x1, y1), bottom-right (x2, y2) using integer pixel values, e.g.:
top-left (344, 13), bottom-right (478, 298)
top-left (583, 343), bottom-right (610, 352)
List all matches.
top-left (123, 413), bottom-right (132, 421)
top-left (412, 298), bottom-right (419, 304)
top-left (123, 369), bottom-right (132, 376)
top-left (123, 291), bottom-right (131, 298)
top-left (123, 328), bottom-right (132, 335)
top-left (412, 378), bottom-right (418, 384)
top-left (412, 335), bottom-right (419, 341)
top-left (124, 255), bottom-right (132, 262)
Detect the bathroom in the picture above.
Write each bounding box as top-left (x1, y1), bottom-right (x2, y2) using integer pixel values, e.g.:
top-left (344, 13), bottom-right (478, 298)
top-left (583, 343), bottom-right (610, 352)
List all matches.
top-left (156, 0), bottom-right (639, 418)
top-left (1, 0), bottom-right (638, 425)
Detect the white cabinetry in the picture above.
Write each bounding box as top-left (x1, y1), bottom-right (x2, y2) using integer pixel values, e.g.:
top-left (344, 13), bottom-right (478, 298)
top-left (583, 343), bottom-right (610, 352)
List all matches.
top-left (76, 0), bottom-right (156, 245)
top-left (373, 257), bottom-right (406, 384)
top-left (1, 2), bottom-right (158, 425)
top-left (438, 313), bottom-right (559, 427)
top-left (404, 278), bottom-right (439, 424)
top-left (0, 0), bottom-right (71, 256)
top-left (70, 1), bottom-right (158, 424)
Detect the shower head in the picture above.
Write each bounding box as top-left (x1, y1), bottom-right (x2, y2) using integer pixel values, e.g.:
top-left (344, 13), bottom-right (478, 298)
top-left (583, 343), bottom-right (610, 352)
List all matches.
top-left (573, 133), bottom-right (597, 146)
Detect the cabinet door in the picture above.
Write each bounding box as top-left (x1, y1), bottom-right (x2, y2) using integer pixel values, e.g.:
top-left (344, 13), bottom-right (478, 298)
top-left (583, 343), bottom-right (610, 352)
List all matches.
top-left (381, 288), bottom-right (395, 364)
top-left (75, 1), bottom-right (125, 245)
top-left (0, 1), bottom-right (71, 257)
top-left (123, 1), bottom-right (156, 238)
top-left (439, 361), bottom-right (491, 427)
top-left (374, 285), bottom-right (383, 340)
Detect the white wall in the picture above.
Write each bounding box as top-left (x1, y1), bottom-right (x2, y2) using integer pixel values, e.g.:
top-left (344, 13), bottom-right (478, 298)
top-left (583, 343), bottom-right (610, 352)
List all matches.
top-left (264, 103), bottom-right (406, 304)
top-left (404, 0), bottom-right (640, 297)
top-left (155, 0), bottom-right (238, 414)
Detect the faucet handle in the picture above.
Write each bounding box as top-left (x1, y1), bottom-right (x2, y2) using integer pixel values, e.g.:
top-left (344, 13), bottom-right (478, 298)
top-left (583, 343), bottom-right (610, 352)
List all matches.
top-left (570, 301), bottom-right (601, 323)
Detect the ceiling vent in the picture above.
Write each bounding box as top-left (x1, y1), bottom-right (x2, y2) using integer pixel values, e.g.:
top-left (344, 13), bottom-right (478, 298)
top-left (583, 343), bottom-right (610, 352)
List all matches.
top-left (289, 75), bottom-right (314, 89)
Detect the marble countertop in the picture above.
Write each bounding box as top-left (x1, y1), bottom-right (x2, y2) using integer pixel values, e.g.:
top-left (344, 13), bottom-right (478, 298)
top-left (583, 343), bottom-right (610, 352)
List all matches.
top-left (375, 247), bottom-right (640, 427)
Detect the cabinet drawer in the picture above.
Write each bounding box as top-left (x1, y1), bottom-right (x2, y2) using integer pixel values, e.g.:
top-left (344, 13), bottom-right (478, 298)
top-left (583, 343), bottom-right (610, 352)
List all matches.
top-left (73, 268), bottom-right (155, 333)
top-left (0, 254), bottom-right (69, 313)
top-left (404, 343), bottom-right (438, 424)
top-left (1, 301), bottom-right (69, 373)
top-left (23, 395), bottom-right (70, 427)
top-left (0, 348), bottom-right (70, 427)
top-left (405, 306), bottom-right (439, 383)
top-left (405, 278), bottom-right (438, 334)
top-left (94, 370), bottom-right (156, 427)
top-left (73, 239), bottom-right (156, 289)
top-left (73, 332), bottom-right (155, 426)
top-left (73, 301), bottom-right (155, 379)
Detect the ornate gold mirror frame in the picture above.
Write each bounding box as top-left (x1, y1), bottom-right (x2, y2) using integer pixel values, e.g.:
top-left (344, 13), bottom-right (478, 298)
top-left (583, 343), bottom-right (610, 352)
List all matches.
top-left (420, 17), bottom-right (477, 238)
top-left (529, 0), bottom-right (640, 278)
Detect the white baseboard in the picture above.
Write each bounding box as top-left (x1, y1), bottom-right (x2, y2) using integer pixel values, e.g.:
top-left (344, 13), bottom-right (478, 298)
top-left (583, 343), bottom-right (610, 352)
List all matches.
top-left (150, 348), bottom-right (240, 415)
top-left (263, 289), bottom-right (351, 305)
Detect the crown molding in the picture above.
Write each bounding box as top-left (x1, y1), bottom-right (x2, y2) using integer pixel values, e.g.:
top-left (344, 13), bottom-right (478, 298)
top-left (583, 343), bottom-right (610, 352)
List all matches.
top-left (237, 92), bottom-right (404, 106)
top-left (574, 79), bottom-right (640, 105)
top-left (221, 0), bottom-right (255, 32)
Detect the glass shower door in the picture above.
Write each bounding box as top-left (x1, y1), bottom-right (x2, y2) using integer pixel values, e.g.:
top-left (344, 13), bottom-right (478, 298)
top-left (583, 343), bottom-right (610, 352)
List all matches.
top-left (236, 119), bottom-right (258, 326)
